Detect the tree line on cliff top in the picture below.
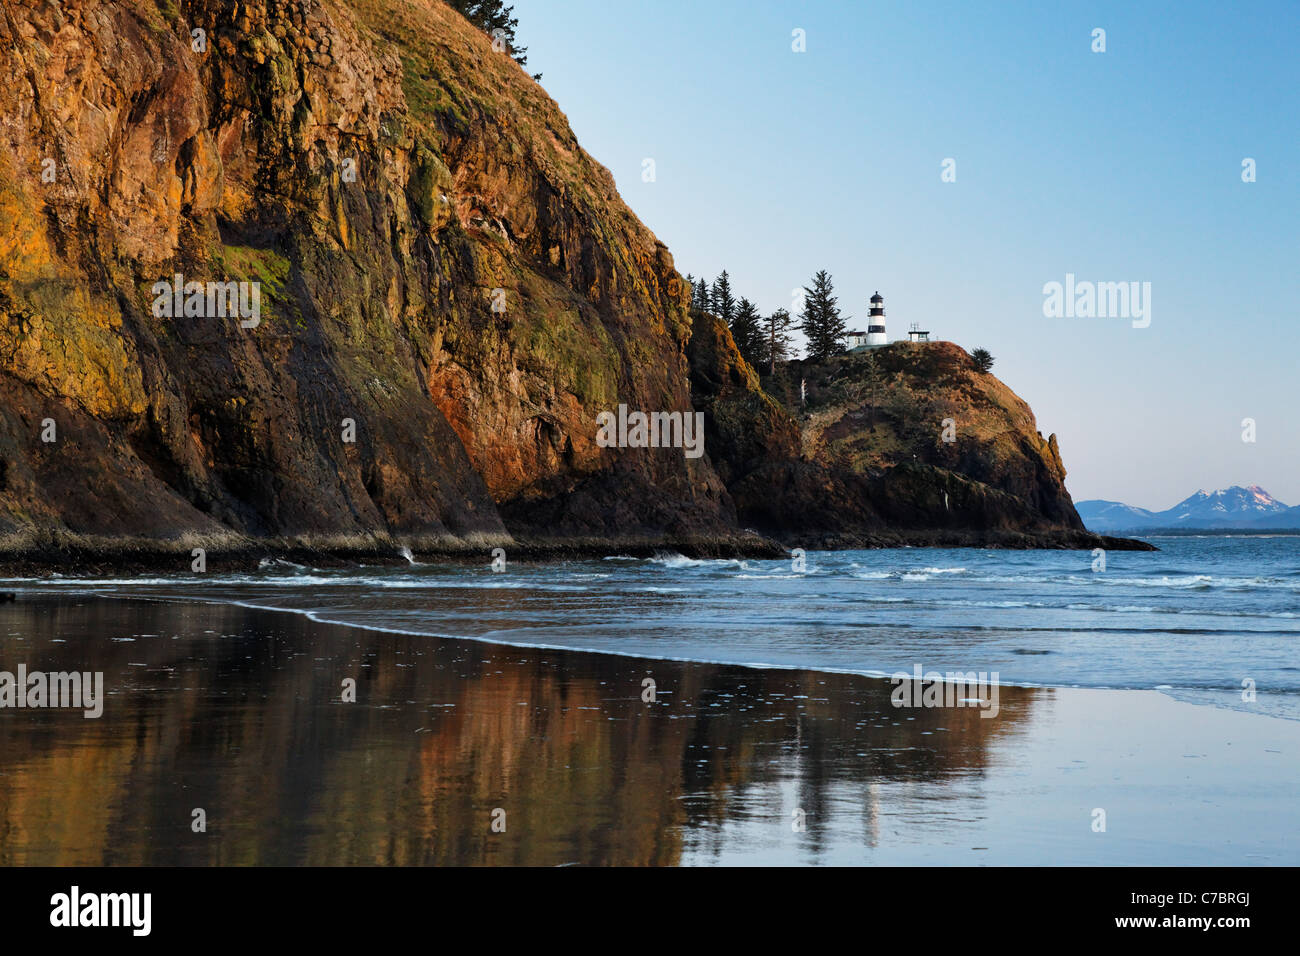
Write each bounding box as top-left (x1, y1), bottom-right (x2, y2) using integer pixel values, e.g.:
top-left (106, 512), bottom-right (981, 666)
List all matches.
top-left (686, 271), bottom-right (996, 377)
top-left (685, 269), bottom-right (852, 369)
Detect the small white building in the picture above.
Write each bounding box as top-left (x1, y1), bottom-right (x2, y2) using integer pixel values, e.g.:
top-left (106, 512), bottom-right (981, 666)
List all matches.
top-left (845, 329), bottom-right (869, 349)
top-left (907, 322), bottom-right (930, 343)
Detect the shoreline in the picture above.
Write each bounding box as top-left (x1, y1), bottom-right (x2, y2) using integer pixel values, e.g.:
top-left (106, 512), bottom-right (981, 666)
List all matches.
top-left (0, 527), bottom-right (1154, 577)
top-left (21, 586), bottom-right (1284, 717)
top-left (0, 591), bottom-right (1292, 865)
top-left (9, 583), bottom-right (1287, 724)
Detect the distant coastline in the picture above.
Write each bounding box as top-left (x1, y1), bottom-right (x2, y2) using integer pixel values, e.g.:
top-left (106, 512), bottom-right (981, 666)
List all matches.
top-left (1125, 528), bottom-right (1300, 537)
top-left (1078, 486), bottom-right (1299, 534)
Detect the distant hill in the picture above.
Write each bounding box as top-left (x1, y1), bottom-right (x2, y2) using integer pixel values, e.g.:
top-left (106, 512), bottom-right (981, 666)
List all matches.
top-left (1075, 500), bottom-right (1157, 532)
top-left (1077, 486), bottom-right (1292, 532)
top-left (1247, 504), bottom-right (1300, 530)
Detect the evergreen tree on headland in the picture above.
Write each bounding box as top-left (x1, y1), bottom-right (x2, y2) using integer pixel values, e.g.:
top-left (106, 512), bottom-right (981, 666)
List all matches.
top-left (731, 297), bottom-right (764, 369)
top-left (710, 271), bottom-right (736, 326)
top-left (446, 1), bottom-right (541, 79)
top-left (693, 277), bottom-right (711, 313)
top-left (762, 308), bottom-right (795, 374)
top-left (971, 347), bottom-right (995, 373)
top-left (799, 270), bottom-right (847, 361)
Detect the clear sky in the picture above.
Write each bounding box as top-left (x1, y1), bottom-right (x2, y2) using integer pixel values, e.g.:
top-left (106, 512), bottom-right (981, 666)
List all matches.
top-left (511, 0), bottom-right (1298, 509)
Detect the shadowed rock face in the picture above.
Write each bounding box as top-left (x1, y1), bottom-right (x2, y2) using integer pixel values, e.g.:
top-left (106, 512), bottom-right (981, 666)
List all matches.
top-left (687, 312), bottom-right (801, 490)
top-left (0, 0), bottom-right (1115, 555)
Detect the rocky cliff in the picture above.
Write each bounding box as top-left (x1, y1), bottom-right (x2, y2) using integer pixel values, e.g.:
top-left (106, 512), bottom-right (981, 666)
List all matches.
top-left (690, 326), bottom-right (1146, 550)
top-left (0, 0), bottom-right (1144, 568)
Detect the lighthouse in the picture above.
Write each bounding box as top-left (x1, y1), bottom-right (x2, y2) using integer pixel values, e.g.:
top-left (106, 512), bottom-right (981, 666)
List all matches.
top-left (866, 291), bottom-right (887, 346)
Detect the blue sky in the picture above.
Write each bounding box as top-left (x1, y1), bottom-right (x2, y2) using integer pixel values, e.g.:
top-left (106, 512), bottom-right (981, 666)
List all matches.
top-left (512, 0), bottom-right (1299, 509)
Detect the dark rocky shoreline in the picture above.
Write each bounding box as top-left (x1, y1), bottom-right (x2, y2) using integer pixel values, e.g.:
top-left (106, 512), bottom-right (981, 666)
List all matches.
top-left (0, 528), bottom-right (1153, 577)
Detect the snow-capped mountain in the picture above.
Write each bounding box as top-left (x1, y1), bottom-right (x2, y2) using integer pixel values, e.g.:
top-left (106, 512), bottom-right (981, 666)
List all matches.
top-left (1159, 486), bottom-right (1288, 526)
top-left (1076, 486), bottom-right (1292, 531)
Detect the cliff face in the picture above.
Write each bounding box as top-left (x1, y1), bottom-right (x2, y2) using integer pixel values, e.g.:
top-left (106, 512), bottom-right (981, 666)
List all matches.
top-left (810, 342), bottom-right (1079, 524)
top-left (0, 0), bottom-right (732, 547)
top-left (693, 334), bottom-right (1115, 549)
top-left (0, 0), bottom-right (1131, 559)
top-left (686, 312), bottom-right (800, 487)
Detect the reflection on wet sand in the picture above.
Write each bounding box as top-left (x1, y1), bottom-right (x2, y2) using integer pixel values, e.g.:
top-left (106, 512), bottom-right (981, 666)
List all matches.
top-left (0, 595), bottom-right (1041, 865)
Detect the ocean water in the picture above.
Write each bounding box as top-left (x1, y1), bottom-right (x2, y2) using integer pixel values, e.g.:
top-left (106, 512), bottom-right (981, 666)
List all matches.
top-left (13, 535), bottom-right (1299, 721)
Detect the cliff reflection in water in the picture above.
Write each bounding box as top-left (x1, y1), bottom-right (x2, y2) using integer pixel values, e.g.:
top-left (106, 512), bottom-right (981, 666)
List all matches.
top-left (0, 595), bottom-right (1042, 865)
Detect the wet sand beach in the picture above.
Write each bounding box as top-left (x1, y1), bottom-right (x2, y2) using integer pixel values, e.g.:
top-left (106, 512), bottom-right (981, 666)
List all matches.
top-left (0, 593), bottom-right (1296, 865)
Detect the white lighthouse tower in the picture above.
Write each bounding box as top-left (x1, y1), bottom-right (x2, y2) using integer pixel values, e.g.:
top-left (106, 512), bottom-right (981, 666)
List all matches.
top-left (866, 291), bottom-right (887, 346)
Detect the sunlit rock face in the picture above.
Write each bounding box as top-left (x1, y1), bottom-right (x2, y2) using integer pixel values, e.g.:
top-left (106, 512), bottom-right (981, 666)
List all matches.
top-left (0, 0), bottom-right (726, 544)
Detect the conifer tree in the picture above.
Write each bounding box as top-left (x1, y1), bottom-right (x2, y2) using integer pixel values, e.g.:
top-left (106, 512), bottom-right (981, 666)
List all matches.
top-left (799, 270), bottom-right (847, 361)
top-left (761, 307), bottom-right (795, 374)
top-left (731, 298), bottom-right (763, 369)
top-left (693, 277), bottom-right (711, 313)
top-left (710, 271), bottom-right (736, 327)
top-left (446, 1), bottom-right (540, 78)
